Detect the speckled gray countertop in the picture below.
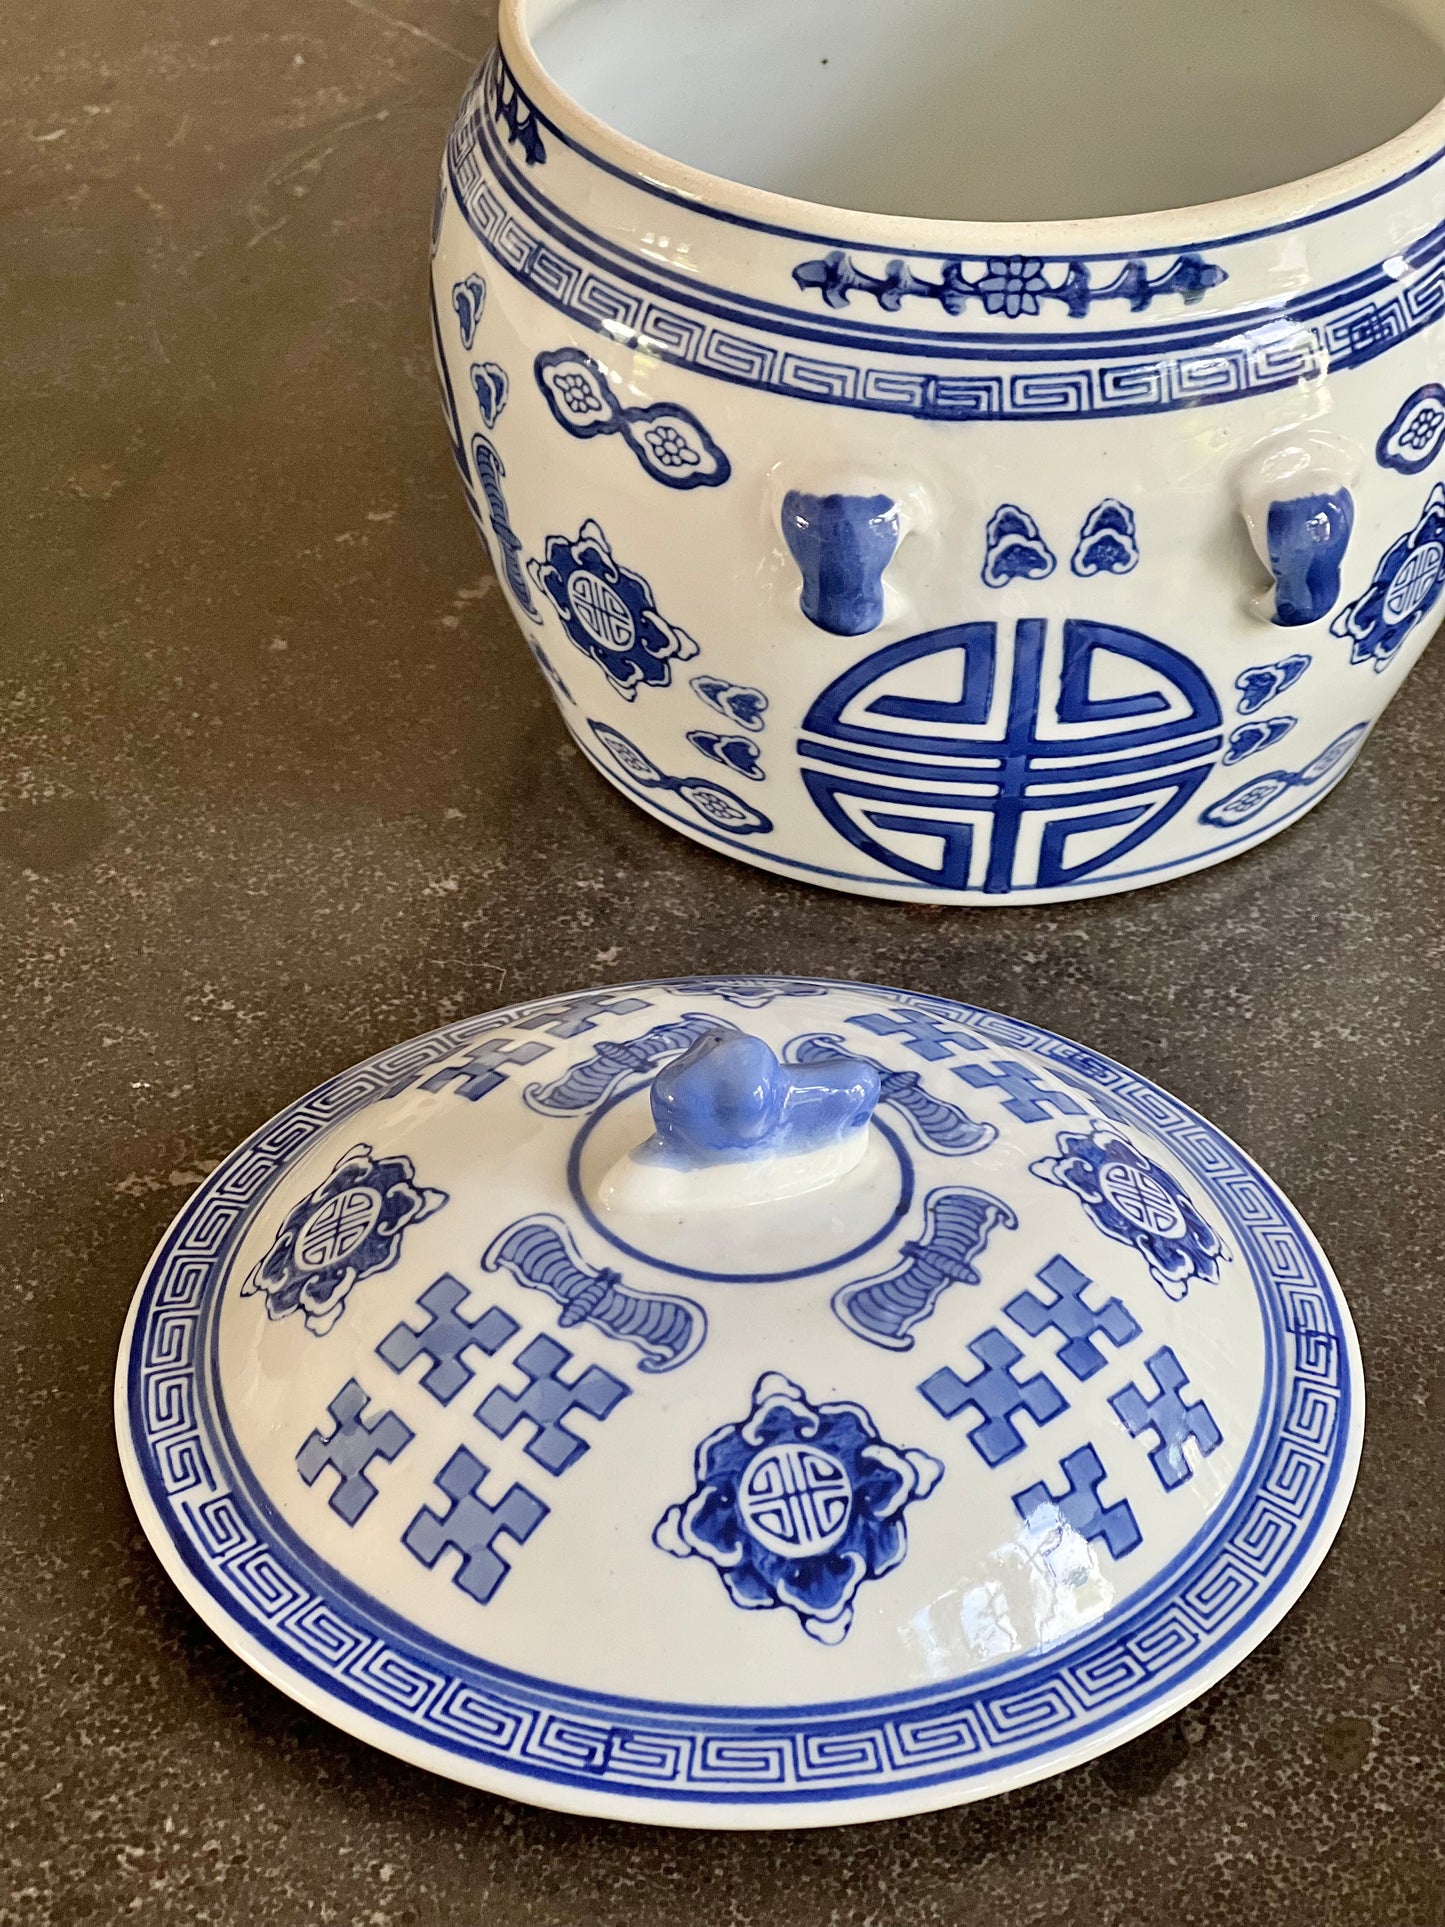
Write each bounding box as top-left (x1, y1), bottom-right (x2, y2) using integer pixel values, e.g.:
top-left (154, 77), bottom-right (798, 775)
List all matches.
top-left (4, 1), bottom-right (1444, 1921)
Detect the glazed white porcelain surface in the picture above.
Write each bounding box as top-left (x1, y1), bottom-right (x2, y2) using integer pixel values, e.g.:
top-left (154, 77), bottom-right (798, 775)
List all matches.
top-left (115, 977), bottom-right (1362, 1827)
top-left (429, 0), bottom-right (1445, 903)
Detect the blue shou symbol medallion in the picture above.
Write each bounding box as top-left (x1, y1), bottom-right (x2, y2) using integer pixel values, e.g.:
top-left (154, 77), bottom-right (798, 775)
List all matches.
top-left (798, 618), bottom-right (1222, 893)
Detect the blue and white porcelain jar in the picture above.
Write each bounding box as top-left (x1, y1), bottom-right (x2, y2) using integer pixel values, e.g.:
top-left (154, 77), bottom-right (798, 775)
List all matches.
top-left (432, 0), bottom-right (1445, 901)
top-left (117, 976), bottom-right (1362, 1825)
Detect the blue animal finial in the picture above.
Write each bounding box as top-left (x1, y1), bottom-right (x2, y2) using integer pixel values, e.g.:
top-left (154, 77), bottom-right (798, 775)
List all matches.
top-left (647, 1031), bottom-right (879, 1170)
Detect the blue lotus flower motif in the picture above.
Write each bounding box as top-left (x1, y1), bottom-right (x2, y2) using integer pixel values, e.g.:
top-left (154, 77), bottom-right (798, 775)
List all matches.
top-left (978, 256), bottom-right (1050, 318)
top-left (655, 1372), bottom-right (942, 1644)
top-left (1030, 1123), bottom-right (1227, 1301)
top-left (537, 353), bottom-right (613, 431)
top-left (528, 520), bottom-right (699, 699)
top-left (1330, 483), bottom-right (1445, 672)
top-left (240, 1144), bottom-right (447, 1336)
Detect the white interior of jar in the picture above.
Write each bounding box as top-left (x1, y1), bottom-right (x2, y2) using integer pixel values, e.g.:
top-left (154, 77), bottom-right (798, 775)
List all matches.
top-left (527, 0), bottom-right (1445, 222)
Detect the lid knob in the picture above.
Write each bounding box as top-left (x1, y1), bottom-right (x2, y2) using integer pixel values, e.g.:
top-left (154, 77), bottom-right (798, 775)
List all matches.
top-left (596, 1029), bottom-right (880, 1214)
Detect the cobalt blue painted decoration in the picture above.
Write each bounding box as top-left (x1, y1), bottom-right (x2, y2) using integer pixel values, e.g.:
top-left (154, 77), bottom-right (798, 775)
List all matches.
top-left (954, 1059), bottom-right (1089, 1123)
top-left (528, 640), bottom-right (573, 703)
top-left (688, 730), bottom-right (764, 782)
top-left (848, 1005), bottom-right (988, 1060)
top-left (482, 1215), bottom-right (706, 1373)
top-left (240, 1143), bottom-right (447, 1337)
top-left (1331, 483), bottom-right (1445, 669)
top-left (377, 1275), bottom-right (519, 1405)
top-left (799, 618), bottom-right (1222, 892)
top-left (919, 1328), bottom-right (1068, 1466)
top-left (782, 491), bottom-right (900, 637)
top-left (1265, 489), bottom-right (1355, 625)
top-left (661, 977), bottom-right (826, 1008)
top-left (403, 1447), bottom-right (548, 1604)
top-left (832, 1187), bottom-right (1016, 1350)
top-left (476, 1334), bottom-right (630, 1475)
top-left (1377, 383), bottom-right (1445, 473)
top-left (1031, 1124), bottom-right (1226, 1300)
top-left (1235, 653), bottom-right (1311, 713)
top-left (1110, 1347), bottom-right (1223, 1491)
top-left (487, 51), bottom-right (546, 164)
top-left (691, 676), bottom-right (768, 732)
top-left (471, 434), bottom-right (540, 619)
top-left (982, 505), bottom-right (1055, 586)
top-left (1223, 715), bottom-right (1297, 764)
top-left (654, 1372), bottom-right (943, 1644)
top-left (1071, 500), bottom-right (1140, 577)
top-left (534, 347), bottom-right (732, 490)
top-left (1013, 1445), bottom-right (1142, 1560)
top-left (588, 720), bottom-right (774, 836)
top-left (531, 522), bottom-right (698, 697)
top-left (793, 250), bottom-right (1226, 319)
top-left (470, 360), bottom-right (509, 427)
top-left (524, 1014), bottom-right (737, 1118)
top-left (645, 1031), bottom-right (878, 1169)
top-left (1200, 721), bottom-right (1369, 827)
top-left (1005, 1254), bottom-right (1141, 1381)
top-left (452, 272), bottom-right (486, 350)
top-left (296, 1380), bottom-right (414, 1524)
top-left (786, 1032), bottom-right (996, 1153)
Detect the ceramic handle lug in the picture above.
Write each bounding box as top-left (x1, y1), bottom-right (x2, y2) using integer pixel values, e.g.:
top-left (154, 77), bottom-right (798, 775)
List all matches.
top-left (1237, 431), bottom-right (1360, 626)
top-left (782, 490), bottom-right (902, 636)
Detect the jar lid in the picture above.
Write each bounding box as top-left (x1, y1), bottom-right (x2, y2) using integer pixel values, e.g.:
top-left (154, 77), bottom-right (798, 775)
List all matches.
top-left (115, 975), bottom-right (1362, 1827)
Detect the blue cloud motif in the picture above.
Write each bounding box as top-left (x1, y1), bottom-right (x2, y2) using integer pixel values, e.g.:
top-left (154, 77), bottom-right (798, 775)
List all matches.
top-left (1377, 384), bottom-right (1445, 475)
top-left (1234, 654), bottom-right (1311, 714)
top-left (691, 675), bottom-right (768, 731)
top-left (654, 1372), bottom-right (943, 1644)
top-left (530, 521), bottom-right (699, 698)
top-left (240, 1144), bottom-right (447, 1337)
top-left (1030, 1123), bottom-right (1227, 1301)
top-left (1223, 714), bottom-right (1297, 764)
top-left (452, 274), bottom-right (486, 351)
top-left (687, 730), bottom-right (763, 782)
top-left (470, 361), bottom-right (509, 428)
top-left (1071, 499), bottom-right (1139, 577)
top-left (1330, 483), bottom-right (1445, 672)
top-left (983, 504), bottom-right (1056, 587)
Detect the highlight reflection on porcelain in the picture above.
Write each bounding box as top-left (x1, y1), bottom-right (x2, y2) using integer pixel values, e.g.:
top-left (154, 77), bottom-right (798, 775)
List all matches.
top-left (429, 0), bottom-right (1445, 902)
top-left (116, 976), bottom-right (1362, 1827)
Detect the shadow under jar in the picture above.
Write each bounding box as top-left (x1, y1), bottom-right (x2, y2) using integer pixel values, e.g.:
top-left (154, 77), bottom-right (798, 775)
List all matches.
top-left (432, 0), bottom-right (1445, 903)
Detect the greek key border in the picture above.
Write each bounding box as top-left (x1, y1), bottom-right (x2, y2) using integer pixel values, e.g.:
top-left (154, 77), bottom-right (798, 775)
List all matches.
top-left (127, 986), bottom-right (1354, 1805)
top-left (450, 88), bottom-right (1445, 421)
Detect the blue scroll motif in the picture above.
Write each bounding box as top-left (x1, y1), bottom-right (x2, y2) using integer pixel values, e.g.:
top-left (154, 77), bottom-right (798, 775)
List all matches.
top-left (523, 1012), bottom-right (738, 1117)
top-left (782, 491), bottom-right (900, 636)
top-left (534, 347), bottom-right (731, 490)
top-left (687, 730), bottom-right (763, 781)
top-left (1330, 483), bottom-right (1445, 670)
top-left (1376, 383), bottom-right (1445, 474)
top-left (1264, 489), bottom-right (1355, 626)
top-left (470, 360), bottom-right (509, 428)
top-left (452, 273), bottom-right (486, 351)
top-left (691, 675), bottom-right (768, 732)
top-left (1223, 715), bottom-right (1297, 764)
top-left (240, 1143), bottom-right (447, 1337)
top-left (1199, 721), bottom-right (1368, 827)
top-left (982, 504), bottom-right (1055, 587)
top-left (785, 1031), bottom-right (996, 1154)
top-left (487, 51), bottom-right (546, 165)
top-left (588, 720), bottom-right (774, 836)
top-left (1031, 1123), bottom-right (1226, 1300)
top-left (1235, 654), bottom-right (1310, 713)
top-left (482, 1213), bottom-right (706, 1373)
top-left (1071, 500), bottom-right (1139, 577)
top-left (471, 434), bottom-right (540, 619)
top-left (793, 250), bottom-right (1226, 319)
top-left (530, 521), bottom-right (698, 697)
top-left (654, 1371), bottom-right (942, 1644)
top-left (832, 1187), bottom-right (1017, 1351)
